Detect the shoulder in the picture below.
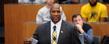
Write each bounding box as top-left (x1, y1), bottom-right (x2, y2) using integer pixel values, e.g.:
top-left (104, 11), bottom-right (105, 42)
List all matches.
top-left (37, 6), bottom-right (48, 16)
top-left (37, 21), bottom-right (50, 30)
top-left (98, 2), bottom-right (107, 8)
top-left (62, 21), bottom-right (74, 30)
top-left (83, 23), bottom-right (91, 27)
top-left (81, 3), bottom-right (90, 9)
top-left (81, 3), bottom-right (90, 12)
top-left (38, 6), bottom-right (48, 12)
top-left (83, 23), bottom-right (92, 30)
top-left (62, 21), bottom-right (72, 27)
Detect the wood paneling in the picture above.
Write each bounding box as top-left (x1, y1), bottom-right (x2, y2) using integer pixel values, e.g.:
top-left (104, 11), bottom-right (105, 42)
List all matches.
top-left (4, 4), bottom-right (42, 44)
top-left (89, 22), bottom-right (109, 37)
top-left (4, 4), bottom-right (109, 44)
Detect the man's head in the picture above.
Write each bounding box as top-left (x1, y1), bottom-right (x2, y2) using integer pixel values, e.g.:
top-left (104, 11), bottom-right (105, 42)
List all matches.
top-left (50, 3), bottom-right (61, 24)
top-left (89, 0), bottom-right (97, 7)
top-left (72, 0), bottom-right (79, 3)
top-left (72, 14), bottom-right (84, 25)
top-left (45, 0), bottom-right (55, 6)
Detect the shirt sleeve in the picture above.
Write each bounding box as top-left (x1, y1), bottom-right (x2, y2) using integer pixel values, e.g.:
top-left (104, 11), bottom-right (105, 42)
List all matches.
top-left (100, 5), bottom-right (108, 18)
top-left (36, 10), bottom-right (44, 24)
top-left (60, 7), bottom-right (66, 21)
top-left (81, 6), bottom-right (87, 18)
top-left (83, 29), bottom-right (93, 43)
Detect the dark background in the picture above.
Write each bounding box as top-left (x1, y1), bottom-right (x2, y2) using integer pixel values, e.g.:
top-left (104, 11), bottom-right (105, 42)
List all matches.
top-left (0, 0), bottom-right (4, 44)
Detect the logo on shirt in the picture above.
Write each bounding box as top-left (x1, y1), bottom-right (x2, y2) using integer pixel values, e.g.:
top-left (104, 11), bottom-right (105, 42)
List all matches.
top-left (90, 12), bottom-right (97, 19)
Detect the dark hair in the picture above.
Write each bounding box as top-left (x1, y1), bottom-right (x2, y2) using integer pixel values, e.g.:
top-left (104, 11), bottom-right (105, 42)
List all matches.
top-left (72, 14), bottom-right (83, 21)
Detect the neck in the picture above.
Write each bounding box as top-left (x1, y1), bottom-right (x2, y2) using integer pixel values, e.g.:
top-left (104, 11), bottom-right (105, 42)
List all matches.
top-left (53, 21), bottom-right (59, 24)
top-left (90, 2), bottom-right (97, 7)
top-left (52, 19), bottom-right (61, 24)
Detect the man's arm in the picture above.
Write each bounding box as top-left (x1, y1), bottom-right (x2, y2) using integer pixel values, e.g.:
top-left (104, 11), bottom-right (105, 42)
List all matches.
top-left (71, 26), bottom-right (81, 44)
top-left (32, 27), bottom-right (40, 44)
top-left (36, 10), bottom-right (44, 25)
top-left (75, 23), bottom-right (93, 43)
top-left (83, 29), bottom-right (93, 43)
top-left (81, 6), bottom-right (88, 22)
top-left (100, 17), bottom-right (108, 22)
top-left (100, 5), bottom-right (108, 22)
top-left (60, 7), bottom-right (66, 21)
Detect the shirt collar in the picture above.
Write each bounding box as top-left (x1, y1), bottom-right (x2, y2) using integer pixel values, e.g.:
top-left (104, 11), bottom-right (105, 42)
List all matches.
top-left (51, 19), bottom-right (62, 26)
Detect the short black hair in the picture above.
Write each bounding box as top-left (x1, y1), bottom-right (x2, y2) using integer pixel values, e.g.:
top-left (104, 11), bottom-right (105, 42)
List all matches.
top-left (72, 14), bottom-right (83, 21)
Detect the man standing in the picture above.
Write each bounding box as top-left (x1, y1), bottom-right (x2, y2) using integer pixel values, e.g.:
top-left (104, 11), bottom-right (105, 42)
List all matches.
top-left (81, 0), bottom-right (108, 22)
top-left (32, 4), bottom-right (80, 44)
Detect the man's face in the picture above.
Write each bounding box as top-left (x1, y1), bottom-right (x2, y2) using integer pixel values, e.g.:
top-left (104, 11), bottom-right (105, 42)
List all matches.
top-left (50, 8), bottom-right (61, 24)
top-left (89, 0), bottom-right (97, 6)
top-left (73, 16), bottom-right (83, 25)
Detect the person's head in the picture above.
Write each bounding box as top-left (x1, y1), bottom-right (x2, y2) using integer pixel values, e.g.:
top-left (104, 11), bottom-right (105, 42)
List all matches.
top-left (45, 0), bottom-right (55, 6)
top-left (72, 0), bottom-right (80, 3)
top-left (50, 3), bottom-right (61, 24)
top-left (72, 14), bottom-right (84, 25)
top-left (89, 0), bottom-right (97, 7)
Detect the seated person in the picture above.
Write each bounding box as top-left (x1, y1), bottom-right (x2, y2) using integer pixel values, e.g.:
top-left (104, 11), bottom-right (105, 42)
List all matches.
top-left (72, 14), bottom-right (93, 44)
top-left (56, 0), bottom-right (67, 4)
top-left (34, 0), bottom-right (46, 4)
top-left (80, 0), bottom-right (88, 4)
top-left (63, 0), bottom-right (80, 4)
top-left (36, 0), bottom-right (66, 25)
top-left (32, 4), bottom-right (81, 44)
top-left (81, 0), bottom-right (108, 22)
top-left (18, 0), bottom-right (46, 4)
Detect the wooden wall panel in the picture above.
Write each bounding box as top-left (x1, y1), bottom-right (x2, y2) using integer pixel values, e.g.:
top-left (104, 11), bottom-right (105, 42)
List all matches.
top-left (89, 23), bottom-right (109, 37)
top-left (62, 4), bottom-right (82, 22)
top-left (4, 4), bottom-right (42, 44)
top-left (4, 4), bottom-right (109, 44)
